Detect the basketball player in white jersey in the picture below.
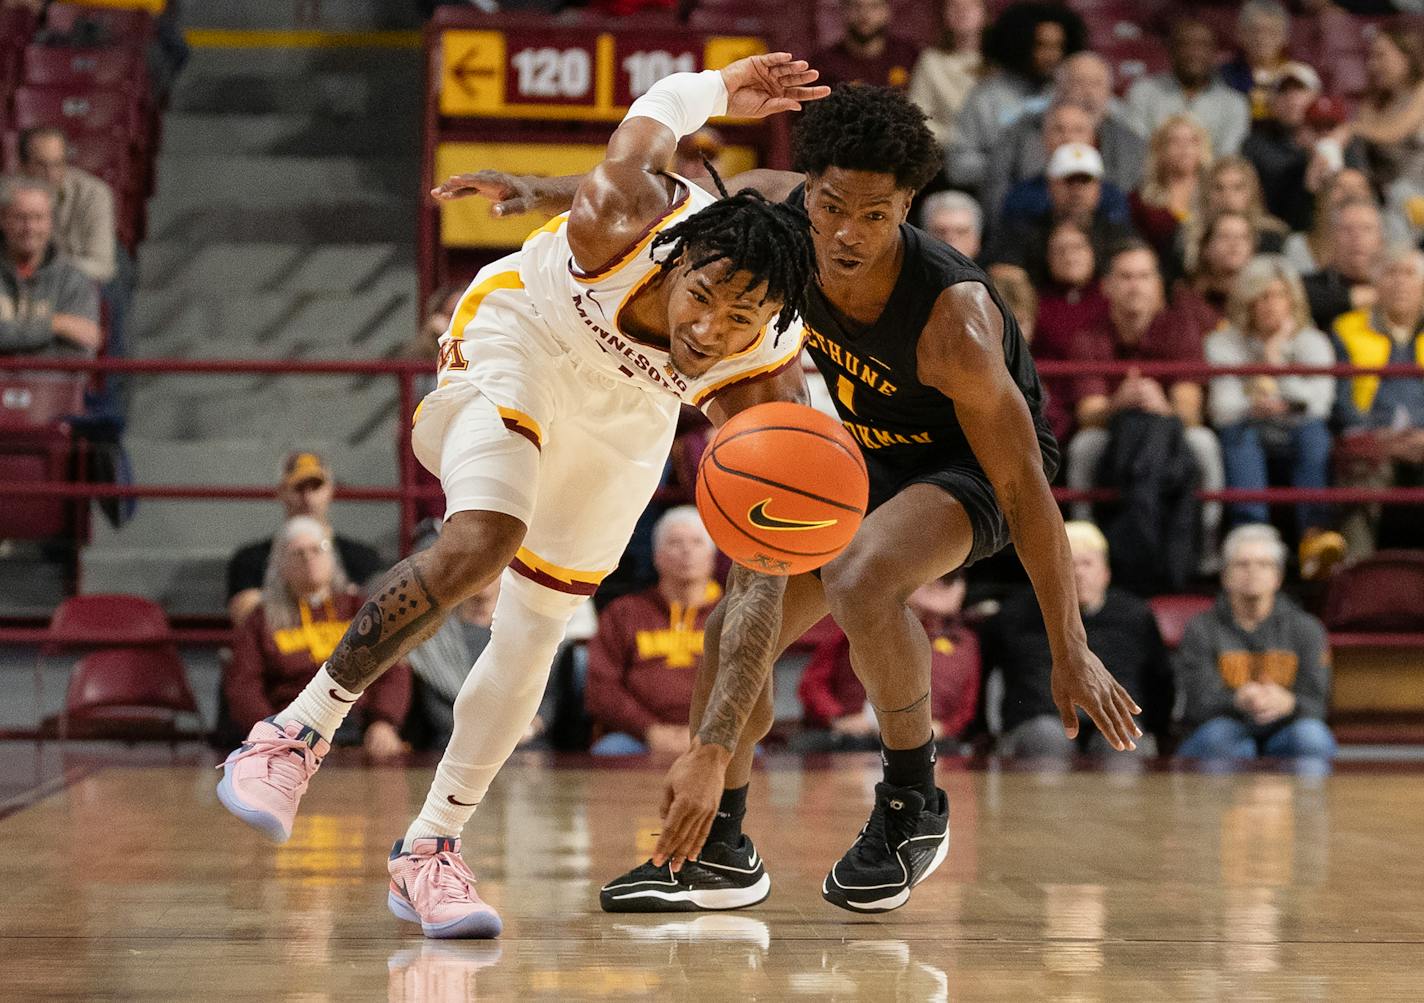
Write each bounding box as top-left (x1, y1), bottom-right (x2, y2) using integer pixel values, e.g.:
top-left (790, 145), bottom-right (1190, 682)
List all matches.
top-left (216, 53), bottom-right (828, 939)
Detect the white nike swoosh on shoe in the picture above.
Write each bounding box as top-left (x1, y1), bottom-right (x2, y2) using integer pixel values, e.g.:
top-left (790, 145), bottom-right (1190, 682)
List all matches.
top-left (747, 848), bottom-right (759, 869)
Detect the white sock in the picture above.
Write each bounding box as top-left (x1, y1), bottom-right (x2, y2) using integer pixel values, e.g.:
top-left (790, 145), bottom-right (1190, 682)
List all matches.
top-left (404, 573), bottom-right (577, 846)
top-left (275, 664), bottom-right (360, 741)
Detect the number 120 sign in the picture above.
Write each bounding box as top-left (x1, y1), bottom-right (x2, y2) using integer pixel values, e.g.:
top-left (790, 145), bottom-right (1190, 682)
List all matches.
top-left (439, 28), bottom-right (764, 120)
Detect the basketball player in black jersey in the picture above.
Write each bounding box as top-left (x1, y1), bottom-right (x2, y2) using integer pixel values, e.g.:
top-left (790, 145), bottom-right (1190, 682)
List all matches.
top-left (436, 84), bottom-right (1142, 914)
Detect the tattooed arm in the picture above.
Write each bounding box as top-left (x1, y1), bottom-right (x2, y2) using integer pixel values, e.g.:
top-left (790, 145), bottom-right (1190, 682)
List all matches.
top-left (653, 564), bottom-right (786, 868)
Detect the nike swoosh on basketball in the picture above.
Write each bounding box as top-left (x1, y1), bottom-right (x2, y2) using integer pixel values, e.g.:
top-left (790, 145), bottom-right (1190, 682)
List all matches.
top-left (328, 688), bottom-right (358, 703)
top-left (746, 499), bottom-right (838, 532)
top-left (447, 795), bottom-right (479, 807)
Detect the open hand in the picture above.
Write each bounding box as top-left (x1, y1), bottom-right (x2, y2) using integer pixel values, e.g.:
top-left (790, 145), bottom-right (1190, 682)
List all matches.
top-left (720, 51), bottom-right (830, 119)
top-left (430, 169), bottom-right (549, 215)
top-left (1051, 646), bottom-right (1142, 751)
top-left (652, 739), bottom-right (731, 871)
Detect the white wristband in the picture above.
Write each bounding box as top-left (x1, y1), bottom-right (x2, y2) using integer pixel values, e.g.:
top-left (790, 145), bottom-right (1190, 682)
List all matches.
top-left (623, 69), bottom-right (729, 141)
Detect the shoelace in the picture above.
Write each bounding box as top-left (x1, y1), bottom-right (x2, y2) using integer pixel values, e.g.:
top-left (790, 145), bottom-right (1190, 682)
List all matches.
top-left (853, 798), bottom-right (917, 863)
top-left (222, 734), bottom-right (319, 794)
top-left (424, 853), bottom-right (477, 903)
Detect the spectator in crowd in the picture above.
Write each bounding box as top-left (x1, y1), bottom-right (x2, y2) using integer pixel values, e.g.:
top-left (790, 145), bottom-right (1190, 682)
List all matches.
top-left (406, 283), bottom-right (463, 397)
top-left (1332, 246), bottom-right (1424, 556)
top-left (226, 451), bottom-right (384, 625)
top-left (1219, 0), bottom-right (1293, 120)
top-left (18, 127), bottom-right (117, 285)
top-left (1243, 62), bottom-right (1368, 233)
top-left (406, 576), bottom-right (500, 749)
top-left (1177, 211), bottom-right (1259, 332)
top-left (1034, 221), bottom-right (1106, 442)
top-left (1130, 114), bottom-right (1213, 264)
top-left (987, 520), bottom-right (1173, 759)
top-left (1127, 19), bottom-right (1252, 158)
top-left (1349, 24), bottom-right (1424, 194)
top-left (1176, 524), bottom-right (1336, 762)
top-left (796, 572), bottom-right (979, 752)
top-left (945, 1), bottom-right (1088, 193)
top-left (991, 263), bottom-right (1040, 344)
top-left (1063, 241), bottom-right (1225, 540)
top-left (920, 189), bottom-right (983, 260)
top-left (986, 55), bottom-right (1145, 222)
top-left (0, 178), bottom-right (100, 358)
top-left (1303, 197), bottom-right (1384, 331)
top-left (908, 0), bottom-right (985, 147)
top-left (1282, 167), bottom-right (1377, 276)
top-left (1292, 0), bottom-right (1371, 100)
top-left (224, 516), bottom-right (411, 763)
top-left (809, 0), bottom-right (922, 90)
top-left (672, 126), bottom-right (726, 179)
top-left (584, 507), bottom-right (719, 756)
top-left (1200, 156), bottom-right (1290, 254)
top-left (1205, 255), bottom-right (1343, 576)
top-left (986, 142), bottom-right (1136, 286)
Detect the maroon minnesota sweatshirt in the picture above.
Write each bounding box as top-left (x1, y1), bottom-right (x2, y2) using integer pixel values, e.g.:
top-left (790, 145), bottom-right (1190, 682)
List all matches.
top-left (584, 583), bottom-right (721, 738)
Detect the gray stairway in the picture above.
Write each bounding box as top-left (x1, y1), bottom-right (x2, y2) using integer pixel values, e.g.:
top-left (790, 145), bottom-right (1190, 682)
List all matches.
top-left (78, 40), bottom-right (423, 614)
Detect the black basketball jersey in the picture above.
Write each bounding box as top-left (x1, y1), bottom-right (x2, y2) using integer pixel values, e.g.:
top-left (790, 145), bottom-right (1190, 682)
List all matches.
top-left (789, 190), bottom-right (1047, 470)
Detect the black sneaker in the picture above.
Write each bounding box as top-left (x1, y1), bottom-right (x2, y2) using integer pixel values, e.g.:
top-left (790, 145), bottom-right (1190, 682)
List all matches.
top-left (599, 834), bottom-right (771, 913)
top-left (821, 782), bottom-right (949, 913)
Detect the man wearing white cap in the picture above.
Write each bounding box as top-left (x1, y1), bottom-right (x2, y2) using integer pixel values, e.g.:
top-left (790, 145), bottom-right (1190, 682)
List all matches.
top-left (1242, 60), bottom-right (1366, 231)
top-left (985, 140), bottom-right (1136, 286)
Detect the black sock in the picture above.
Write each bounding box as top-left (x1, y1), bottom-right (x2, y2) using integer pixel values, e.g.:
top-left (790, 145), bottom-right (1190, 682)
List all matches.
top-left (881, 737), bottom-right (937, 805)
top-left (706, 784), bottom-right (748, 846)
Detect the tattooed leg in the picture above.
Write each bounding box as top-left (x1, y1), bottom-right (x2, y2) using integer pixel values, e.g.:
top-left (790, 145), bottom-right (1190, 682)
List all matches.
top-left (326, 509), bottom-right (526, 693)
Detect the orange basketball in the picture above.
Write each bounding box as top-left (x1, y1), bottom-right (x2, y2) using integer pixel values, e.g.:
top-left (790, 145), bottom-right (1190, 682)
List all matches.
top-left (695, 402), bottom-right (869, 575)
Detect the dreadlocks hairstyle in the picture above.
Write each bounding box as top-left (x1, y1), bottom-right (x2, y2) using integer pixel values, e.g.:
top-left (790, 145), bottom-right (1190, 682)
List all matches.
top-left (650, 163), bottom-right (816, 336)
top-left (791, 84), bottom-right (942, 193)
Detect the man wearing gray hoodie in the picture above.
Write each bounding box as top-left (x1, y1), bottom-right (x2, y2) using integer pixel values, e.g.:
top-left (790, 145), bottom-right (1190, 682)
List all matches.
top-left (1176, 524), bottom-right (1336, 760)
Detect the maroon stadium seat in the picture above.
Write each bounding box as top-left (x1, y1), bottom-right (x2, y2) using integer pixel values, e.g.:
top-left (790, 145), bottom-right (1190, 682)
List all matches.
top-left (45, 593), bottom-right (173, 651)
top-left (12, 86), bottom-right (144, 142)
top-left (0, 7), bottom-right (39, 51)
top-left (1323, 552), bottom-right (1424, 632)
top-left (0, 377), bottom-right (85, 431)
top-left (44, 3), bottom-right (155, 48)
top-left (22, 45), bottom-right (147, 98)
top-left (58, 647), bottom-right (199, 740)
top-left (1148, 594), bottom-right (1215, 650)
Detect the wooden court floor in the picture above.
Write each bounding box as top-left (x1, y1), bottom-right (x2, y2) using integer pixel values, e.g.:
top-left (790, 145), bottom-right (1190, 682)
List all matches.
top-left (2, 752), bottom-right (1422, 1001)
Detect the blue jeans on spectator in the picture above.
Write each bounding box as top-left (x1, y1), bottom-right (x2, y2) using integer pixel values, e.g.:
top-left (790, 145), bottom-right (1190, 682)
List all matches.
top-left (590, 732), bottom-right (648, 756)
top-left (1178, 715), bottom-right (1337, 760)
top-left (1218, 418), bottom-right (1332, 533)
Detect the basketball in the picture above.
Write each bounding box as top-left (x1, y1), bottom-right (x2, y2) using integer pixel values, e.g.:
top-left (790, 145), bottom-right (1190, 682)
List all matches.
top-left (695, 402), bottom-right (869, 575)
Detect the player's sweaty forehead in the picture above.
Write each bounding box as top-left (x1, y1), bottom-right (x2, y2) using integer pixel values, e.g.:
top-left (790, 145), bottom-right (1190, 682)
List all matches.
top-left (688, 258), bottom-right (774, 310)
top-left (809, 168), bottom-right (909, 209)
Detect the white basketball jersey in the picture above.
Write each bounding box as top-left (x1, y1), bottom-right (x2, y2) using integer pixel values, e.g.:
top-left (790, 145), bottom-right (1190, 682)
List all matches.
top-left (515, 173), bottom-right (804, 410)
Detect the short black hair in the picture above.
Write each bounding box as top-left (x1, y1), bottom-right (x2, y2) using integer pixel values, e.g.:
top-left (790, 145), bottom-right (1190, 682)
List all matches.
top-left (791, 84), bottom-right (942, 193)
top-left (652, 169), bottom-right (816, 336)
top-left (983, 2), bottom-right (1088, 81)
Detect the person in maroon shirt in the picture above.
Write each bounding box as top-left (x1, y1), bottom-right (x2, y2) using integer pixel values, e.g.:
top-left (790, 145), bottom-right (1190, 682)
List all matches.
top-left (585, 507), bottom-right (722, 756)
top-left (1035, 221), bottom-right (1108, 445)
top-left (796, 571), bottom-right (980, 752)
top-left (1175, 210), bottom-right (1258, 334)
top-left (809, 0), bottom-right (923, 90)
top-left (224, 517), bottom-right (411, 763)
top-left (1062, 241), bottom-right (1225, 544)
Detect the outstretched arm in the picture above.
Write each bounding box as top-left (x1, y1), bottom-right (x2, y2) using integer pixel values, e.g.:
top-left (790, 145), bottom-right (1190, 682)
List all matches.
top-left (653, 365), bottom-right (808, 868)
top-left (917, 284), bottom-right (1142, 751)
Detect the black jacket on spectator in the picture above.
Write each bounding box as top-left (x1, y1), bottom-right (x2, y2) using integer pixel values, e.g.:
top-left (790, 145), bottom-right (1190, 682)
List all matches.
top-left (1093, 410), bottom-right (1199, 595)
top-left (226, 535), bottom-right (383, 599)
top-left (987, 206), bottom-right (1137, 287)
top-left (1242, 122), bottom-right (1366, 232)
top-left (1302, 269), bottom-right (1363, 334)
top-left (984, 585), bottom-right (1174, 741)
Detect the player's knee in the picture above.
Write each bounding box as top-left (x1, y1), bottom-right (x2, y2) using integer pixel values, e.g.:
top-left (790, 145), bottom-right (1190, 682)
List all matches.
top-left (822, 549), bottom-right (910, 630)
top-left (428, 510), bottom-right (527, 601)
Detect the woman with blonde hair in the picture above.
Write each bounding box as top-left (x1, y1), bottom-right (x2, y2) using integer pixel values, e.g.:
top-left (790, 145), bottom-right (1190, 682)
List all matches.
top-left (1204, 255), bottom-right (1344, 575)
top-left (224, 516), bottom-right (411, 761)
top-left (1130, 113), bottom-right (1213, 261)
top-left (1199, 156), bottom-right (1289, 251)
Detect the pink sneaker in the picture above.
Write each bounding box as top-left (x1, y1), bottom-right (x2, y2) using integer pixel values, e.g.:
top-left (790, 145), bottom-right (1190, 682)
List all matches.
top-left (388, 837), bottom-right (503, 939)
top-left (216, 718), bottom-right (330, 844)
